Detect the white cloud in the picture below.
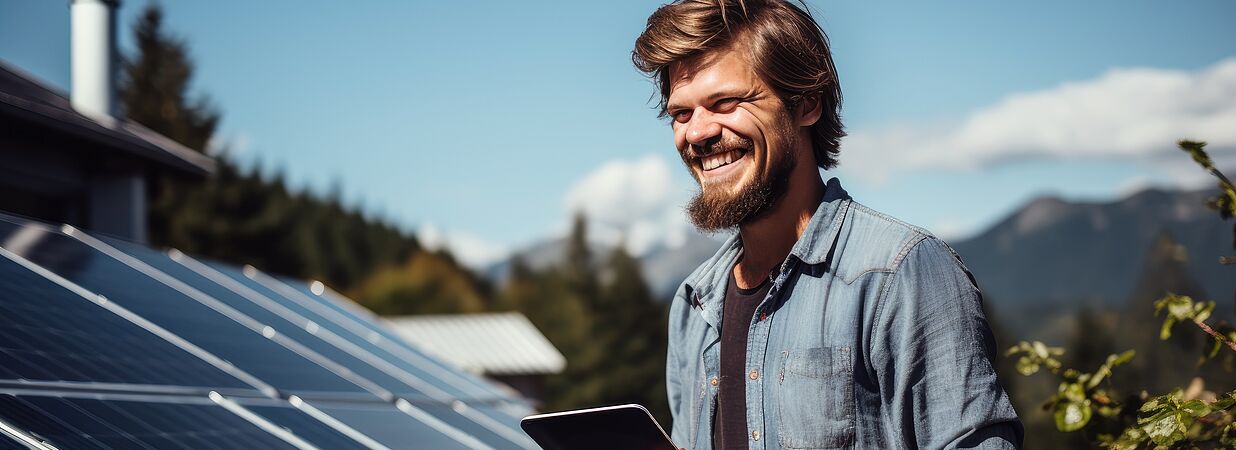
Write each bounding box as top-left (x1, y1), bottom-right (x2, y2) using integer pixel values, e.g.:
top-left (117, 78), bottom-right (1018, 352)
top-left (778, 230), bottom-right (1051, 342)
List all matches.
top-left (842, 57), bottom-right (1236, 184)
top-left (563, 155), bottom-right (693, 255)
top-left (416, 223), bottom-right (510, 270)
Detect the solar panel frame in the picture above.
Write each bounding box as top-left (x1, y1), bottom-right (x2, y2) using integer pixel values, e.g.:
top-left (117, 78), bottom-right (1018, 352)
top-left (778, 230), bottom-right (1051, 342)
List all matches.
top-left (0, 416), bottom-right (47, 450)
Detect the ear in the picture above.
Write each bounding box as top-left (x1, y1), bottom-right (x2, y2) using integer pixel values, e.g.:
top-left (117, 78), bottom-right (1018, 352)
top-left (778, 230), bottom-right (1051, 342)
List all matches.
top-left (793, 93), bottom-right (823, 127)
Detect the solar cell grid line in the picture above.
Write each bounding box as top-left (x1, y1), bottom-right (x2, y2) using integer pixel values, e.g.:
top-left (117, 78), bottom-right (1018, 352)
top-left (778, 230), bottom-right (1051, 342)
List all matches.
top-left (0, 246), bottom-right (271, 397)
top-left (0, 217), bottom-right (378, 399)
top-left (169, 256), bottom-right (536, 449)
top-left (96, 238), bottom-right (435, 403)
top-left (0, 395), bottom-right (103, 449)
top-left (44, 224), bottom-right (391, 401)
top-left (13, 394), bottom-right (155, 450)
top-left (254, 270), bottom-right (515, 401)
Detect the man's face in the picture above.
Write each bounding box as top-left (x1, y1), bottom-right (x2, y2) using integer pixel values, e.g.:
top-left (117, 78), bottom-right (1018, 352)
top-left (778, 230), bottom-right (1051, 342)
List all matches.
top-left (666, 46), bottom-right (799, 231)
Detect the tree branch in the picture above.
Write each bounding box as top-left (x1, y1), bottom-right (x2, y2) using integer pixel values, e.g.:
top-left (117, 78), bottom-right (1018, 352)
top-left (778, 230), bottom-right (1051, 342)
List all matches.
top-left (1192, 319), bottom-right (1236, 352)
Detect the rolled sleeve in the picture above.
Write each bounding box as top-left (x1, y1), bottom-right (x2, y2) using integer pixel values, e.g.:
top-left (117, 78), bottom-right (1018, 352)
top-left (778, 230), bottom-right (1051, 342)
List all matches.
top-left (870, 236), bottom-right (1024, 449)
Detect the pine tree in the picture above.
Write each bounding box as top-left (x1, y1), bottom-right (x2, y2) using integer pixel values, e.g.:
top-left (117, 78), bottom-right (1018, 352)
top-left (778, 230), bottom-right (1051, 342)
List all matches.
top-left (118, 3), bottom-right (421, 292)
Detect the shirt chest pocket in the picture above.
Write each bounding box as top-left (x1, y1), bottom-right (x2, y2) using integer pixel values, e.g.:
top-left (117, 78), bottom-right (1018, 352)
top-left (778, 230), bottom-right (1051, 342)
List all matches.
top-left (776, 347), bottom-right (855, 449)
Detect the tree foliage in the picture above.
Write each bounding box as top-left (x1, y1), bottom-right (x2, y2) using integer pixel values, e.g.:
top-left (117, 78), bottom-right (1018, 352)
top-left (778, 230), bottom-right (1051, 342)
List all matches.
top-left (496, 216), bottom-right (671, 425)
top-left (120, 3), bottom-right (420, 292)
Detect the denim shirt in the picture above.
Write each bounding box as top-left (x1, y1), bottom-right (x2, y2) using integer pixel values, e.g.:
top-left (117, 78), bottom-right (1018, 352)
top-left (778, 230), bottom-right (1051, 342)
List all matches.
top-left (667, 177), bottom-right (1024, 450)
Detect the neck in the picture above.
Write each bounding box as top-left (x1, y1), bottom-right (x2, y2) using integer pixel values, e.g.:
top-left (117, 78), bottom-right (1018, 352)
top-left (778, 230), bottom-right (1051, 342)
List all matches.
top-left (733, 159), bottom-right (824, 290)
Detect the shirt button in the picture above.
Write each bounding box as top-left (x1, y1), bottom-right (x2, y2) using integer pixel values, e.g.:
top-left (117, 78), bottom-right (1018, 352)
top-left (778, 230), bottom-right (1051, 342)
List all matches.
top-left (752, 430), bottom-right (760, 440)
top-left (710, 377), bottom-right (718, 386)
top-left (749, 370), bottom-right (759, 380)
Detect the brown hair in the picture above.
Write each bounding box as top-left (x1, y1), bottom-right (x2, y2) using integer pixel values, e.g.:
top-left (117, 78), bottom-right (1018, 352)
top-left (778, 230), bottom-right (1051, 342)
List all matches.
top-left (632, 0), bottom-right (844, 169)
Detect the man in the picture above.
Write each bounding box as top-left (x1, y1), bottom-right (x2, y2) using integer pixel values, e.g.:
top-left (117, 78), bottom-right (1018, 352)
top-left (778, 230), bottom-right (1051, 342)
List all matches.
top-left (632, 1), bottom-right (1024, 449)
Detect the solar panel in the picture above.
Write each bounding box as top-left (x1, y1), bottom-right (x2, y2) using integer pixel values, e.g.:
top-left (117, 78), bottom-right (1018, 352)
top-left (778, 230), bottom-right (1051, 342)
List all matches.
top-left (266, 272), bottom-right (527, 407)
top-left (0, 246), bottom-right (257, 394)
top-left (0, 392), bottom-right (305, 450)
top-left (0, 218), bottom-right (378, 400)
top-left (237, 403), bottom-right (369, 450)
top-left (100, 239), bottom-right (537, 449)
top-left (99, 237), bottom-right (429, 402)
top-left (297, 399), bottom-right (481, 450)
top-left (0, 212), bottom-right (542, 450)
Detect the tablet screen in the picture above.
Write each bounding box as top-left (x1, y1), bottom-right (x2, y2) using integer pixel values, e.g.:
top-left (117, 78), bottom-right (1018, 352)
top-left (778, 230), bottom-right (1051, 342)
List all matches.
top-left (520, 404), bottom-right (677, 450)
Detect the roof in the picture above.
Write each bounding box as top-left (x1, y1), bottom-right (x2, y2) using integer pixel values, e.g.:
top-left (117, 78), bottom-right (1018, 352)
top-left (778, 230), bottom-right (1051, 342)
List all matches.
top-left (385, 312), bottom-right (566, 376)
top-left (0, 59), bottom-right (214, 177)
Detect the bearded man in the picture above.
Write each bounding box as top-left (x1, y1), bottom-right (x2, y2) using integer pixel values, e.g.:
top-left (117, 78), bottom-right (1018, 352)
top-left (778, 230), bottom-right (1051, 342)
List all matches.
top-left (632, 1), bottom-right (1024, 449)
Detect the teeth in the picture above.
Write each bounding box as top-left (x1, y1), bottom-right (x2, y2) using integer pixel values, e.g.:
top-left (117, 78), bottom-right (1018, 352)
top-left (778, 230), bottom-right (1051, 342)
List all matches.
top-left (702, 150), bottom-right (742, 171)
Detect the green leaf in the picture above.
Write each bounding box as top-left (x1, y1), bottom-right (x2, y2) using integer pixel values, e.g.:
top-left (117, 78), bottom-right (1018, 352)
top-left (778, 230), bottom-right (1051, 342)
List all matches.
top-left (1180, 399), bottom-right (1210, 418)
top-left (1015, 356), bottom-right (1039, 376)
top-left (1160, 317), bottom-right (1176, 340)
top-left (1142, 410), bottom-right (1187, 447)
top-left (1033, 341), bottom-right (1050, 359)
top-left (1054, 400), bottom-right (1092, 432)
top-left (1178, 139), bottom-right (1214, 171)
top-left (1193, 300), bottom-right (1214, 323)
top-left (1213, 390), bottom-right (1236, 410)
top-left (1107, 426), bottom-right (1147, 450)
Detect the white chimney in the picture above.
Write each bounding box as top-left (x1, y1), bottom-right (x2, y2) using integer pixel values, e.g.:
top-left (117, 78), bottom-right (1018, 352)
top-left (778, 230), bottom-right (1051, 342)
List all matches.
top-left (70, 0), bottom-right (119, 125)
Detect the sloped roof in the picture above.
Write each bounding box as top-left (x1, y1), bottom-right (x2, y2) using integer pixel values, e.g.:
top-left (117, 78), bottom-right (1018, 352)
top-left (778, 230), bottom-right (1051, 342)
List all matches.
top-left (385, 312), bottom-right (566, 376)
top-left (0, 59), bottom-right (214, 176)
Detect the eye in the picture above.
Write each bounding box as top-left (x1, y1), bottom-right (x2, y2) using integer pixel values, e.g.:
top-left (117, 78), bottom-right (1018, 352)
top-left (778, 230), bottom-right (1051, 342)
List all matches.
top-left (671, 109), bottom-right (692, 124)
top-left (714, 97), bottom-right (740, 112)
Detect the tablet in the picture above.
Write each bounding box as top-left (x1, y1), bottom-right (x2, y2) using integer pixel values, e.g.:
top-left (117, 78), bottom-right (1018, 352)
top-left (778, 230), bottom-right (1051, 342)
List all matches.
top-left (520, 404), bottom-right (678, 450)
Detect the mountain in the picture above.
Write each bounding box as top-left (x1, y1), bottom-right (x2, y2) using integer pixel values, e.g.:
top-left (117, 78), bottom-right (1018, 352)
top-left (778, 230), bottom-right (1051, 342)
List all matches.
top-left (486, 231), bottom-right (725, 301)
top-left (951, 186), bottom-right (1234, 319)
top-left (486, 184), bottom-right (1234, 318)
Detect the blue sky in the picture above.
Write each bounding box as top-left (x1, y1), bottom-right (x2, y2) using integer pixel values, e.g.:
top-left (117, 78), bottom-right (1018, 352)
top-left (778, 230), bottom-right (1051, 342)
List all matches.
top-left (3, 1), bottom-right (1235, 267)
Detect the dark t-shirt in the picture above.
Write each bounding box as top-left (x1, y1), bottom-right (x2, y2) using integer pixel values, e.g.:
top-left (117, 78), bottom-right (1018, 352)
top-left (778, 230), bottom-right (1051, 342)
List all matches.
top-left (713, 271), bottom-right (771, 450)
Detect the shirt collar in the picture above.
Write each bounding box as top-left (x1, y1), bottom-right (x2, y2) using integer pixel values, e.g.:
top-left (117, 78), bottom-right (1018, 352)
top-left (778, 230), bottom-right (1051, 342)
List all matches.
top-left (683, 176), bottom-right (851, 326)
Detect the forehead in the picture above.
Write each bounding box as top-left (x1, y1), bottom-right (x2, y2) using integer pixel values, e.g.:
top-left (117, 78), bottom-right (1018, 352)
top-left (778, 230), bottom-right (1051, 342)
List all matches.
top-left (666, 47), bottom-right (761, 106)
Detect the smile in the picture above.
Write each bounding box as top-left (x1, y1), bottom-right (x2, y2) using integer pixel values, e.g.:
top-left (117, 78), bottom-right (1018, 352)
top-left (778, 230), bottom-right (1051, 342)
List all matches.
top-left (701, 149), bottom-right (748, 171)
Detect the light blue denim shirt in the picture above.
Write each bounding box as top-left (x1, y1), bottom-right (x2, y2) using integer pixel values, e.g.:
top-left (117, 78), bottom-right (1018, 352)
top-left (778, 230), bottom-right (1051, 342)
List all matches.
top-left (667, 177), bottom-right (1024, 449)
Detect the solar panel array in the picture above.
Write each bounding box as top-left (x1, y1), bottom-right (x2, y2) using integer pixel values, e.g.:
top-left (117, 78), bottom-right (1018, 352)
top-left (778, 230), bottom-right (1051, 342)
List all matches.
top-left (0, 213), bottom-right (539, 450)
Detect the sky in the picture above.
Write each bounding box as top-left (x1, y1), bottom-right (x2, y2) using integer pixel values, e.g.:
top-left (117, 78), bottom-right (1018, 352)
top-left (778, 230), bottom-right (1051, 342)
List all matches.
top-left (2, 1), bottom-right (1235, 268)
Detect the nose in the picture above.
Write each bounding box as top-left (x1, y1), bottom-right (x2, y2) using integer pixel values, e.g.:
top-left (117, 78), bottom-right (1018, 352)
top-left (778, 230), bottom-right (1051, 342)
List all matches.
top-left (684, 107), bottom-right (722, 148)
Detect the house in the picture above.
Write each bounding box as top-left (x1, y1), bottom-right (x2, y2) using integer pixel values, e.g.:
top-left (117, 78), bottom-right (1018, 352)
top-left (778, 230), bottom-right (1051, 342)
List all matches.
top-left (0, 0), bottom-right (212, 243)
top-left (386, 312), bottom-right (566, 406)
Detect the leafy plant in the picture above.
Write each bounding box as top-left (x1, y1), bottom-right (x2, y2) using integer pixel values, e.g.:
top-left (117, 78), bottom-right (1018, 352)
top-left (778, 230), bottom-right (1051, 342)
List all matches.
top-left (1007, 140), bottom-right (1236, 449)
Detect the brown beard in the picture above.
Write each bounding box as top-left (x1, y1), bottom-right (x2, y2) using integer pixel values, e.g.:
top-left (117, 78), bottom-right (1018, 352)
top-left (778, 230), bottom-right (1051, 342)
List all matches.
top-left (682, 133), bottom-right (796, 232)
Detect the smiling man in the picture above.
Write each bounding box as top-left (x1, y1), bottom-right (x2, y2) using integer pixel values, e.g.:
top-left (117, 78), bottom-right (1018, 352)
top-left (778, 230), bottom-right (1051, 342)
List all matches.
top-left (632, 1), bottom-right (1023, 449)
